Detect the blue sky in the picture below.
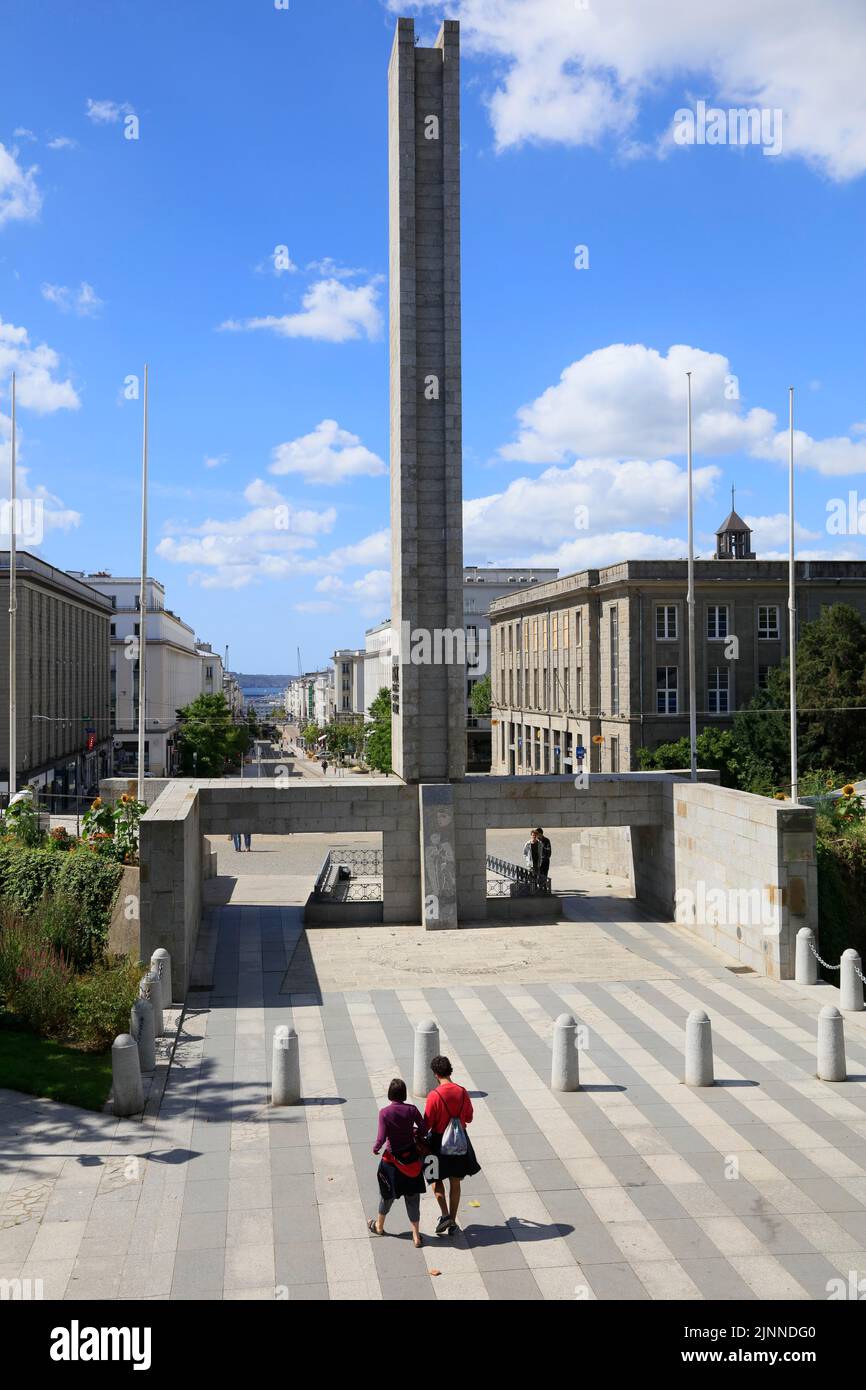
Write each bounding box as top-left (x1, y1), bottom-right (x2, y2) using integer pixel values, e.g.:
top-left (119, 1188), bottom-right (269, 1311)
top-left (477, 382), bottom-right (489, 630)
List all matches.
top-left (1, 0), bottom-right (865, 671)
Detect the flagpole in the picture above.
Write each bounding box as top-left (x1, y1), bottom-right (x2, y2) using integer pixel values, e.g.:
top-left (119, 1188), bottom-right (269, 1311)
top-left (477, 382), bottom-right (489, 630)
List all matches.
top-left (686, 371), bottom-right (697, 782)
top-left (788, 385), bottom-right (798, 803)
top-left (8, 372), bottom-right (17, 802)
top-left (137, 365), bottom-right (149, 804)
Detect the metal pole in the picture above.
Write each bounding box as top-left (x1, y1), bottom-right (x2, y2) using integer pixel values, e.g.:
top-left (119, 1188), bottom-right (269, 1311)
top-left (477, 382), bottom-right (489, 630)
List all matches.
top-left (686, 371), bottom-right (697, 782)
top-left (8, 372), bottom-right (17, 802)
top-left (137, 365), bottom-right (149, 804)
top-left (788, 386), bottom-right (798, 804)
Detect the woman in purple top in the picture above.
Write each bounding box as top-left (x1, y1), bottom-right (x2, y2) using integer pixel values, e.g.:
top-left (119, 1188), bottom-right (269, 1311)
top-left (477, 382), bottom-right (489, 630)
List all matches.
top-left (368, 1078), bottom-right (426, 1247)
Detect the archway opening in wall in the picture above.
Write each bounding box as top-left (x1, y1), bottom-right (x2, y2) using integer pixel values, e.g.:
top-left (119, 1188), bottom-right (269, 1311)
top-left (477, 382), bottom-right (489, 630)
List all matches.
top-left (202, 829), bottom-right (384, 925)
top-left (484, 825), bottom-right (635, 922)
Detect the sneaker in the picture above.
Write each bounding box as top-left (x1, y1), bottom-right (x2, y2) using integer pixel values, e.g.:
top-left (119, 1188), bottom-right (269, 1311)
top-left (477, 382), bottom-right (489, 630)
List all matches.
top-left (435, 1213), bottom-right (452, 1235)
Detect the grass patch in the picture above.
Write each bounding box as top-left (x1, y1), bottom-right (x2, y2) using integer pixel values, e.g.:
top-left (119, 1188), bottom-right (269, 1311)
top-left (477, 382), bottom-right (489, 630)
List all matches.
top-left (0, 1016), bottom-right (112, 1110)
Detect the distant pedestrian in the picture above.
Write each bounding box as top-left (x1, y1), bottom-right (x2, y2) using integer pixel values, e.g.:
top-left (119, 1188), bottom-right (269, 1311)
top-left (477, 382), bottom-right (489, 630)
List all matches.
top-left (424, 1055), bottom-right (480, 1235)
top-left (535, 826), bottom-right (551, 889)
top-left (231, 832), bottom-right (242, 852)
top-left (322, 759), bottom-right (328, 776)
top-left (368, 1078), bottom-right (426, 1248)
top-left (243, 833), bottom-right (252, 852)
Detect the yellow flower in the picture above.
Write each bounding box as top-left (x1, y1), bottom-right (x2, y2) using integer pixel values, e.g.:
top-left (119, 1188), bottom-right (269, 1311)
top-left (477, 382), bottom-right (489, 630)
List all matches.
top-left (90, 796), bottom-right (102, 810)
top-left (120, 794), bottom-right (130, 804)
top-left (842, 784), bottom-right (856, 797)
top-left (774, 792), bottom-right (788, 800)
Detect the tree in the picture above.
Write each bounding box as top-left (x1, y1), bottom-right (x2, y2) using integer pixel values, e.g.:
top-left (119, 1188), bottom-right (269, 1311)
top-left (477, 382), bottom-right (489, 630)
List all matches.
top-left (734, 604), bottom-right (866, 791)
top-left (176, 693), bottom-right (250, 775)
top-left (635, 727), bottom-right (742, 787)
top-left (301, 721), bottom-right (320, 748)
top-left (470, 675), bottom-right (492, 718)
top-left (365, 687), bottom-right (392, 774)
top-left (323, 719), bottom-right (364, 758)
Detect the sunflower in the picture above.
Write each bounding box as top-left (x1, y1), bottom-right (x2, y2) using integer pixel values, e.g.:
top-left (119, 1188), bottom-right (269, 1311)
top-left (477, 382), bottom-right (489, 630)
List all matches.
top-left (774, 792), bottom-right (788, 800)
top-left (90, 796), bottom-right (103, 810)
top-left (842, 784), bottom-right (856, 797)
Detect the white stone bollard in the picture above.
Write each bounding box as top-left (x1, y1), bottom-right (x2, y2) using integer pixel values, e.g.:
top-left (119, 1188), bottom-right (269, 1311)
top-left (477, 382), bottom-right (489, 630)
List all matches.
top-left (840, 950), bottom-right (864, 1013)
top-left (685, 1009), bottom-right (715, 1087)
top-left (413, 1018), bottom-right (439, 1098)
top-left (795, 927), bottom-right (818, 985)
top-left (151, 948), bottom-right (172, 1009)
top-left (817, 1005), bottom-right (847, 1082)
top-left (272, 1025), bottom-right (301, 1106)
top-left (130, 997), bottom-right (155, 1072)
top-left (142, 969), bottom-right (163, 1038)
top-left (112, 1034), bottom-right (144, 1117)
top-left (551, 1013), bottom-right (580, 1091)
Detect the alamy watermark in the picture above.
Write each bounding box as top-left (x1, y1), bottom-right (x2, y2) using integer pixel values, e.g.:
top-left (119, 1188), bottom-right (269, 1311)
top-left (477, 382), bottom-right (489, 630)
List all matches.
top-left (392, 621), bottom-right (488, 674)
top-left (674, 100), bottom-right (783, 157)
top-left (675, 881), bottom-right (778, 930)
top-left (0, 498), bottom-right (45, 545)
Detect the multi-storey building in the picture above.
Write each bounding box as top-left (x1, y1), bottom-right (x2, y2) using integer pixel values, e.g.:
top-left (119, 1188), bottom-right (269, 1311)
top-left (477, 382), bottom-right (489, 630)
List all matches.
top-left (332, 649), bottom-right (365, 721)
top-left (286, 670), bottom-right (333, 728)
top-left (81, 573), bottom-right (226, 777)
top-left (363, 621), bottom-right (392, 719)
top-left (489, 511), bottom-right (866, 775)
top-left (0, 552), bottom-right (112, 804)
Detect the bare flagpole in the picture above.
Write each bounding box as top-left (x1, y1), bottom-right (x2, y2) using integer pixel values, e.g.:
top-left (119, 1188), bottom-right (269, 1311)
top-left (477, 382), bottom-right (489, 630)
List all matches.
top-left (788, 385), bottom-right (798, 803)
top-left (686, 371), bottom-right (697, 782)
top-left (8, 372), bottom-right (17, 802)
top-left (136, 365), bottom-right (149, 804)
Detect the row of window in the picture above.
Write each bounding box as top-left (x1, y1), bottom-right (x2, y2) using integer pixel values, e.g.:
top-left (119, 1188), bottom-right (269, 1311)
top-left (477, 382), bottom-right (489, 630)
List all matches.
top-left (497, 722), bottom-right (622, 774)
top-left (656, 664), bottom-right (773, 714)
top-left (656, 603), bottom-right (781, 642)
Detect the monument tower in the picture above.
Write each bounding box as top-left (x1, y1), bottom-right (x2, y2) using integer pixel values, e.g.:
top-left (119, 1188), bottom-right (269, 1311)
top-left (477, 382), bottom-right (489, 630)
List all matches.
top-left (388, 18), bottom-right (465, 784)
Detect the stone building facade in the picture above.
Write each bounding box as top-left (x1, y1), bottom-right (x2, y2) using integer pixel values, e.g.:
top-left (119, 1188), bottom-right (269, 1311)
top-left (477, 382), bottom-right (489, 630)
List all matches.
top-left (489, 516), bottom-right (866, 774)
top-left (0, 552), bottom-right (112, 802)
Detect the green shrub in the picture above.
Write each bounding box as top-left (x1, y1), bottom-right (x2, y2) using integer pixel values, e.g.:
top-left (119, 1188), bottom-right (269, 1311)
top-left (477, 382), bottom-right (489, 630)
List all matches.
top-left (29, 892), bottom-right (102, 973)
top-left (71, 958), bottom-right (141, 1050)
top-left (0, 844), bottom-right (122, 967)
top-left (0, 920), bottom-right (74, 1038)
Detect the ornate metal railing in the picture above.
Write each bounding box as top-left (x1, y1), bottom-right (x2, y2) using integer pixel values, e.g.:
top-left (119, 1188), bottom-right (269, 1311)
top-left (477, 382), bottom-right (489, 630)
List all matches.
top-left (313, 846), bottom-right (383, 901)
top-left (485, 853), bottom-right (552, 898)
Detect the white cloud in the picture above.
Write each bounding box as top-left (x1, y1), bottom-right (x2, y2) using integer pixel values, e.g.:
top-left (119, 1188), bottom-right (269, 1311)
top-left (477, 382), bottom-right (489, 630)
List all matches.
top-left (391, 0), bottom-right (866, 180)
top-left (41, 281), bottom-right (104, 317)
top-left (0, 142), bottom-right (41, 227)
top-left (309, 567), bottom-right (391, 618)
top-left (204, 454), bottom-right (226, 469)
top-left (221, 276), bottom-right (383, 343)
top-left (13, 128), bottom-right (36, 141)
top-left (742, 513), bottom-right (821, 548)
top-left (324, 529), bottom-right (390, 569)
top-left (500, 341), bottom-right (866, 477)
top-left (305, 257), bottom-right (367, 280)
top-left (156, 478), bottom-right (339, 589)
top-left (270, 419), bottom-right (386, 486)
top-left (85, 98), bottom-right (132, 124)
top-left (0, 316), bottom-right (79, 413)
top-left (47, 136), bottom-right (77, 151)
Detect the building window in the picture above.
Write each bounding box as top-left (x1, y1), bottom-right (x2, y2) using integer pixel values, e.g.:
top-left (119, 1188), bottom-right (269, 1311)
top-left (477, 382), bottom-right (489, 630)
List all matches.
top-left (656, 666), bottom-right (678, 714)
top-left (563, 667), bottom-right (569, 708)
top-left (757, 665), bottom-right (771, 691)
top-left (563, 612), bottom-right (569, 649)
top-left (552, 613), bottom-right (558, 651)
top-left (610, 737), bottom-right (620, 773)
top-left (610, 606), bottom-right (620, 715)
top-left (533, 669), bottom-right (539, 708)
top-left (707, 605), bottom-right (729, 640)
top-left (467, 625), bottom-right (479, 668)
top-left (656, 605), bottom-right (677, 640)
top-left (758, 605), bottom-right (780, 640)
top-left (575, 612), bottom-right (582, 646)
top-left (708, 666), bottom-right (730, 714)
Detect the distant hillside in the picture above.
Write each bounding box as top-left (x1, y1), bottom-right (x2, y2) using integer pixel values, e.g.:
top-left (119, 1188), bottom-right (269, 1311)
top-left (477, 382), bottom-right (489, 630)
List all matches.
top-left (236, 675), bottom-right (292, 687)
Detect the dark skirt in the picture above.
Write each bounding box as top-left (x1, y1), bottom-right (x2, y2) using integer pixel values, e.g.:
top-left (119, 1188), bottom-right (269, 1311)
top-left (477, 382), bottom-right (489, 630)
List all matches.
top-left (377, 1148), bottom-right (426, 1203)
top-left (424, 1130), bottom-right (481, 1183)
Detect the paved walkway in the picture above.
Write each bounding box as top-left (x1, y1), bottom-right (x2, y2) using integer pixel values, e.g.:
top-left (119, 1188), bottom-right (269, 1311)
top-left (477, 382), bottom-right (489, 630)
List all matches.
top-left (3, 892), bottom-right (866, 1301)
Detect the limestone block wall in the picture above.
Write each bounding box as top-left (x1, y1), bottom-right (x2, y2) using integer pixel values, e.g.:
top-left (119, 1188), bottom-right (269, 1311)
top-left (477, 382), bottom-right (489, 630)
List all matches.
top-left (572, 827), bottom-right (634, 885)
top-left (638, 780), bottom-right (816, 979)
top-left (139, 781), bottom-right (202, 997)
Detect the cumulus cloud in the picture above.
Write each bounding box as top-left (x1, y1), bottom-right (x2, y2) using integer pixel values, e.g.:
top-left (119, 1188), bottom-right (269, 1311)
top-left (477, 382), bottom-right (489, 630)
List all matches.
top-left (305, 567), bottom-right (391, 619)
top-left (269, 419), bottom-right (386, 486)
top-left (0, 316), bottom-right (79, 413)
top-left (389, 0), bottom-right (866, 179)
top-left (221, 276), bottom-right (383, 343)
top-left (0, 142), bottom-right (41, 226)
top-left (47, 136), bottom-right (77, 151)
top-left (85, 98), bottom-right (132, 124)
top-left (41, 281), bottom-right (104, 317)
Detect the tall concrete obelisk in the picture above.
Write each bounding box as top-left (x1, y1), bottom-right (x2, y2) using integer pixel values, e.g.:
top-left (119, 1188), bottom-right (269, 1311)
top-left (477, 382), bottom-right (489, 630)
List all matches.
top-left (388, 18), bottom-right (465, 784)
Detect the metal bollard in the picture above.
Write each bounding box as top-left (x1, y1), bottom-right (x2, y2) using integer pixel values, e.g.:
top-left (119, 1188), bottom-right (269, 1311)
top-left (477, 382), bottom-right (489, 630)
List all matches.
top-left (840, 950), bottom-right (864, 1013)
top-left (551, 1013), bottom-right (580, 1091)
top-left (151, 948), bottom-right (173, 1009)
top-left (413, 1018), bottom-right (439, 1098)
top-left (112, 1033), bottom-right (144, 1117)
top-left (685, 1009), bottom-right (715, 1087)
top-left (272, 1025), bottom-right (301, 1106)
top-left (142, 969), bottom-right (163, 1037)
top-left (817, 1005), bottom-right (847, 1082)
top-left (795, 927), bottom-right (818, 985)
top-left (130, 996), bottom-right (155, 1072)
